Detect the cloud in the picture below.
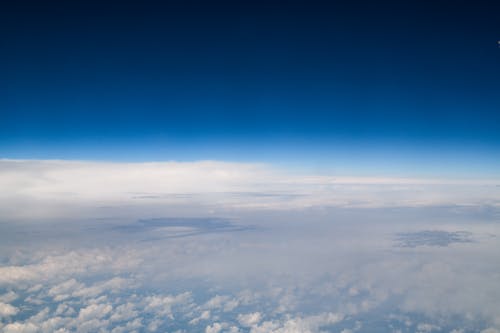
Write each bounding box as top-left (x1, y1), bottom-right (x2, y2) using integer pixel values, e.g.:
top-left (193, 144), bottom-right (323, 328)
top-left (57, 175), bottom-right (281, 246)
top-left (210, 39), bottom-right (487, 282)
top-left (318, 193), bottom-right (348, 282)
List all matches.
top-left (48, 279), bottom-right (84, 301)
top-left (2, 322), bottom-right (38, 333)
top-left (237, 312), bottom-right (262, 327)
top-left (0, 292), bottom-right (18, 304)
top-left (0, 249), bottom-right (139, 286)
top-left (1, 159), bottom-right (499, 221)
top-left (0, 302), bottom-right (19, 317)
top-left (142, 292), bottom-right (193, 319)
top-left (482, 329), bottom-right (500, 333)
top-left (2, 159), bottom-right (500, 332)
top-left (72, 277), bottom-right (134, 299)
top-left (417, 323), bottom-right (441, 332)
top-left (205, 322), bottom-right (223, 333)
top-left (2, 215), bottom-right (499, 332)
top-left (189, 310), bottom-right (211, 325)
top-left (77, 303), bottom-right (113, 322)
top-left (204, 295), bottom-right (239, 312)
top-left (109, 302), bottom-right (138, 323)
top-left (249, 312), bottom-right (344, 333)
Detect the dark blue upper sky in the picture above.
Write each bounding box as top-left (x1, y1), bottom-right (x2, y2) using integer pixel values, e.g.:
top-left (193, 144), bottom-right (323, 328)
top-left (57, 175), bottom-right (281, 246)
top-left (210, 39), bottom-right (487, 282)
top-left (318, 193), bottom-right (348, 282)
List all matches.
top-left (1, 1), bottom-right (499, 170)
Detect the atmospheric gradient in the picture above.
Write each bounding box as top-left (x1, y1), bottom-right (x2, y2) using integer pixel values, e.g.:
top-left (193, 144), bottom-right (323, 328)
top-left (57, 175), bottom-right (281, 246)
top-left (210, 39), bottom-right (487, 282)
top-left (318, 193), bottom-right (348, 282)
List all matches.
top-left (1, 1), bottom-right (500, 333)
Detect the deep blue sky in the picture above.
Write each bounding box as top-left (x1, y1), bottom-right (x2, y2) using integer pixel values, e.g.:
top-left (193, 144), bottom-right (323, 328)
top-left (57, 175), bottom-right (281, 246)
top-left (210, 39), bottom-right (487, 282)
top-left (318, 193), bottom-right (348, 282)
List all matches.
top-left (1, 1), bottom-right (499, 173)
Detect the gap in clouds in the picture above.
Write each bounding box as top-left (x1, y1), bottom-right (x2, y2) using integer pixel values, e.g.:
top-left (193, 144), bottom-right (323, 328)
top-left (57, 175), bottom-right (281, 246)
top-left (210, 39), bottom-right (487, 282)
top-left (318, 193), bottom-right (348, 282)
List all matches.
top-left (394, 230), bottom-right (475, 248)
top-left (113, 217), bottom-right (256, 240)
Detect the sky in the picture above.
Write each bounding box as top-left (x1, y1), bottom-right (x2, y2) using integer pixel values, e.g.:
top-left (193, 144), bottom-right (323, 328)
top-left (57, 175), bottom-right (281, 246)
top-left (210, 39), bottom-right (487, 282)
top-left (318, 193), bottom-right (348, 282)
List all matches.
top-left (2, 2), bottom-right (500, 333)
top-left (1, 0), bottom-right (500, 175)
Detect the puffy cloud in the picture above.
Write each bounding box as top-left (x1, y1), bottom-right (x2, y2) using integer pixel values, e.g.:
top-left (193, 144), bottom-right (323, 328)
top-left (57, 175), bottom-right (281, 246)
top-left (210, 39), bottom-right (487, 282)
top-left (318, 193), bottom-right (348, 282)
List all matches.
top-left (109, 318), bottom-right (142, 333)
top-left (109, 302), bottom-right (138, 323)
top-left (2, 322), bottom-right (38, 333)
top-left (250, 312), bottom-right (344, 333)
top-left (204, 322), bottom-right (240, 333)
top-left (54, 303), bottom-right (75, 317)
top-left (72, 277), bottom-right (134, 299)
top-left (0, 302), bottom-right (19, 317)
top-left (37, 316), bottom-right (69, 333)
top-left (0, 249), bottom-right (140, 287)
top-left (143, 292), bottom-right (192, 319)
top-left (205, 322), bottom-right (223, 333)
top-left (237, 312), bottom-right (262, 327)
top-left (482, 329), bottom-right (500, 333)
top-left (204, 295), bottom-right (239, 312)
top-left (189, 310), bottom-right (211, 325)
top-left (77, 303), bottom-right (113, 322)
top-left (417, 323), bottom-right (441, 332)
top-left (0, 291), bottom-right (18, 303)
top-left (48, 279), bottom-right (84, 301)
top-left (75, 318), bottom-right (109, 333)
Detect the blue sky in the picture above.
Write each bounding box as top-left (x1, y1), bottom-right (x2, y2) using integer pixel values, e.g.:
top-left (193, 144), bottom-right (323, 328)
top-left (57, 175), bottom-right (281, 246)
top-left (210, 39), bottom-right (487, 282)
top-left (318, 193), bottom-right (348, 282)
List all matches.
top-left (1, 0), bottom-right (500, 175)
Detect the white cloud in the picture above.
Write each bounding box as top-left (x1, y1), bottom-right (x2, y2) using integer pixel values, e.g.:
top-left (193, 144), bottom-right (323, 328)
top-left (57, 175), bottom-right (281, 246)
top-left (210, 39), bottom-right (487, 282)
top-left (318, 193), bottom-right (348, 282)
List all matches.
top-left (48, 279), bottom-right (84, 301)
top-left (189, 310), bottom-right (211, 325)
top-left (0, 291), bottom-right (18, 303)
top-left (75, 318), bottom-right (109, 333)
top-left (78, 303), bottom-right (113, 322)
top-left (238, 312), bottom-right (262, 327)
top-left (0, 249), bottom-right (139, 286)
top-left (204, 295), bottom-right (239, 312)
top-left (2, 322), bottom-right (38, 333)
top-left (250, 312), bottom-right (344, 333)
top-left (0, 302), bottom-right (19, 317)
top-left (72, 277), bottom-right (134, 299)
top-left (1, 159), bottom-right (499, 221)
top-left (1, 159), bottom-right (500, 332)
top-left (110, 318), bottom-right (142, 333)
top-left (143, 292), bottom-right (192, 319)
top-left (54, 303), bottom-right (75, 317)
top-left (417, 323), bottom-right (441, 332)
top-left (205, 322), bottom-right (224, 333)
top-left (109, 302), bottom-right (138, 323)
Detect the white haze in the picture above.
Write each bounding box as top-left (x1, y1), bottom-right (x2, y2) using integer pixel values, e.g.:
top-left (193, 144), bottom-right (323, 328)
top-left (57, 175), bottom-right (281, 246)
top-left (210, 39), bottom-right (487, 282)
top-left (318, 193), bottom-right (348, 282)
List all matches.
top-left (0, 159), bottom-right (500, 333)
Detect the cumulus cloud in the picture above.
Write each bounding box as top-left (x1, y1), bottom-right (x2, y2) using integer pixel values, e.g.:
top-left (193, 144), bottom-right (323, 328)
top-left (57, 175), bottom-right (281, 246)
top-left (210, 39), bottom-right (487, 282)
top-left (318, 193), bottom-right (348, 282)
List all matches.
top-left (78, 303), bottom-right (113, 322)
top-left (0, 249), bottom-right (139, 286)
top-left (204, 295), bottom-right (239, 312)
top-left (189, 310), bottom-right (211, 325)
top-left (417, 323), bottom-right (441, 332)
top-left (482, 329), bottom-right (500, 333)
top-left (109, 302), bottom-right (138, 323)
top-left (237, 312), bottom-right (262, 327)
top-left (0, 292), bottom-right (18, 303)
top-left (2, 322), bottom-right (39, 333)
top-left (0, 302), bottom-right (19, 317)
top-left (142, 292), bottom-right (193, 319)
top-left (205, 322), bottom-right (223, 333)
top-left (249, 312), bottom-right (344, 333)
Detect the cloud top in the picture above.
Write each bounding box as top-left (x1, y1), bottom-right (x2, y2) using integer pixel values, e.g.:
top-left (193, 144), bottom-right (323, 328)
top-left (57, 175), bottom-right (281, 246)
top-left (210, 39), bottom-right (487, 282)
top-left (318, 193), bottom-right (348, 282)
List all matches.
top-left (1, 159), bottom-right (499, 220)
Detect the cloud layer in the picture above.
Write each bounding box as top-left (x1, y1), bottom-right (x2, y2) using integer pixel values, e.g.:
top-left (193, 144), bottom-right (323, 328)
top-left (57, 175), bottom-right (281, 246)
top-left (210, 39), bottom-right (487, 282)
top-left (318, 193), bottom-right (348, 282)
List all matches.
top-left (1, 159), bottom-right (499, 220)
top-left (1, 159), bottom-right (500, 332)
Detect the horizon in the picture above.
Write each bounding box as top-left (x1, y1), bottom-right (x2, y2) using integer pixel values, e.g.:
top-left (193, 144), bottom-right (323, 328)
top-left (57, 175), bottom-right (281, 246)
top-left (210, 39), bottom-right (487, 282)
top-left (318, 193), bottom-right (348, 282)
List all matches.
top-left (1, 1), bottom-right (500, 333)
